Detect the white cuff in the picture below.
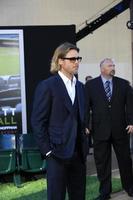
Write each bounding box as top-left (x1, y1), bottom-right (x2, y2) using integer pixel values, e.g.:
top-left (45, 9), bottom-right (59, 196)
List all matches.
top-left (46, 151), bottom-right (52, 156)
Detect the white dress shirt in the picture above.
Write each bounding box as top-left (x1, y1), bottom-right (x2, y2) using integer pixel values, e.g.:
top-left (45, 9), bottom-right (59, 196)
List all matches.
top-left (58, 71), bottom-right (77, 104)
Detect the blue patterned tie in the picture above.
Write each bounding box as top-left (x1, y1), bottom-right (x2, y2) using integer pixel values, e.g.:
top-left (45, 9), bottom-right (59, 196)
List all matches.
top-left (104, 80), bottom-right (111, 101)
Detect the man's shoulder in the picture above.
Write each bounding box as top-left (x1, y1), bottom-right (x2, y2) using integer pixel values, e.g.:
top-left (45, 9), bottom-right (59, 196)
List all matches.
top-left (39, 74), bottom-right (58, 85)
top-left (85, 77), bottom-right (100, 93)
top-left (113, 76), bottom-right (129, 84)
top-left (35, 75), bottom-right (59, 92)
top-left (86, 76), bottom-right (100, 85)
top-left (92, 76), bottom-right (100, 82)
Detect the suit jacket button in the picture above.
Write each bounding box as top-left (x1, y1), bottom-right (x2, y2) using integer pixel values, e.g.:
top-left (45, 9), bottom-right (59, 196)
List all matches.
top-left (108, 105), bottom-right (111, 108)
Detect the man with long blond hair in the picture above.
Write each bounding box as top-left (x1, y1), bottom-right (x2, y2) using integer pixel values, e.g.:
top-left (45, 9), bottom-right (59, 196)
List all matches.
top-left (31, 42), bottom-right (87, 200)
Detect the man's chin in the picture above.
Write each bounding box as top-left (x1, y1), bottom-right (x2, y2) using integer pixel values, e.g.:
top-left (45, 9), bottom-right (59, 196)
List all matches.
top-left (110, 74), bottom-right (115, 77)
top-left (110, 71), bottom-right (115, 77)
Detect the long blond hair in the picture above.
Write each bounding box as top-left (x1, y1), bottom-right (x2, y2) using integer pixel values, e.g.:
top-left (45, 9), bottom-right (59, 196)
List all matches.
top-left (50, 42), bottom-right (79, 74)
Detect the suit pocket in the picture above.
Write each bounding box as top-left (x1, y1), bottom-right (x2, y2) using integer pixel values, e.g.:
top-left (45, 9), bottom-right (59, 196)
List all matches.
top-left (50, 137), bottom-right (62, 144)
top-left (49, 126), bottom-right (63, 144)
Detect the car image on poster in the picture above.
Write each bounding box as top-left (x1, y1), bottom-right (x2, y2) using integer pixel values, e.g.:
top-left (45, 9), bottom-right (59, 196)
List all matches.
top-left (0, 30), bottom-right (27, 135)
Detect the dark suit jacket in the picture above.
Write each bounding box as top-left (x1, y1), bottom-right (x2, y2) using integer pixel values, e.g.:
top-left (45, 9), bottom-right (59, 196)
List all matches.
top-left (85, 76), bottom-right (133, 140)
top-left (31, 74), bottom-right (87, 160)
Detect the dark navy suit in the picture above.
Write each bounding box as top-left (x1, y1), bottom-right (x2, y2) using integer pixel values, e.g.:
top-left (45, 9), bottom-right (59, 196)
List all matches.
top-left (31, 74), bottom-right (87, 200)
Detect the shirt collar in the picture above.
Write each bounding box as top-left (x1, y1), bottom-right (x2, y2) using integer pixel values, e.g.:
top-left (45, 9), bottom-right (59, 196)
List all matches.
top-left (58, 71), bottom-right (77, 85)
top-left (101, 75), bottom-right (112, 85)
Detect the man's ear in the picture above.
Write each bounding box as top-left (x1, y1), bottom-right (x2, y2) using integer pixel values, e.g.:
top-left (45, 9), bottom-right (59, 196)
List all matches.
top-left (100, 66), bottom-right (104, 73)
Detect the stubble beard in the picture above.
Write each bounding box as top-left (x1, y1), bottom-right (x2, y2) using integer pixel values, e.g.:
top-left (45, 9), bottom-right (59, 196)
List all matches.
top-left (110, 70), bottom-right (115, 77)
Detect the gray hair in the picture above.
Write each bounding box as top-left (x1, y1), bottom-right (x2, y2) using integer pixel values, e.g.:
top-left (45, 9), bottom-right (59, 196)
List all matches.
top-left (100, 58), bottom-right (115, 68)
top-left (50, 42), bottom-right (79, 74)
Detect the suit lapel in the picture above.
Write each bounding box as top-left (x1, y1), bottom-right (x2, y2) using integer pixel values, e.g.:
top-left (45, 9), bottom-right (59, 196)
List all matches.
top-left (76, 81), bottom-right (84, 121)
top-left (55, 75), bottom-right (73, 113)
top-left (97, 77), bottom-right (108, 103)
top-left (111, 77), bottom-right (117, 102)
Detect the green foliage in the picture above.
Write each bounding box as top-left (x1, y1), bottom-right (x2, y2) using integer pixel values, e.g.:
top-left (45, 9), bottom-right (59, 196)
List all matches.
top-left (0, 179), bottom-right (47, 200)
top-left (0, 176), bottom-right (122, 200)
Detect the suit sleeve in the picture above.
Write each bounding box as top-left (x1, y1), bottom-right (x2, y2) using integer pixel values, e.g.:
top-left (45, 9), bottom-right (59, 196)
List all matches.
top-left (85, 82), bottom-right (91, 129)
top-left (31, 81), bottom-right (52, 156)
top-left (126, 82), bottom-right (133, 125)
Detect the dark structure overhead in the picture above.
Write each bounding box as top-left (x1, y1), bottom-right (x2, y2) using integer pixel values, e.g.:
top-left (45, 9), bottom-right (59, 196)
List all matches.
top-left (76, 0), bottom-right (130, 41)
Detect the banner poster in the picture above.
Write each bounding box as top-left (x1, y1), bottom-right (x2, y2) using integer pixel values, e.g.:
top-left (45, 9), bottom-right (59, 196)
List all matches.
top-left (0, 29), bottom-right (27, 134)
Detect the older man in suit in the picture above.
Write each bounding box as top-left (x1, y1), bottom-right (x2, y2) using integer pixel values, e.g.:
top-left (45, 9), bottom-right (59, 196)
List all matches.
top-left (85, 58), bottom-right (133, 200)
top-left (31, 42), bottom-right (87, 200)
